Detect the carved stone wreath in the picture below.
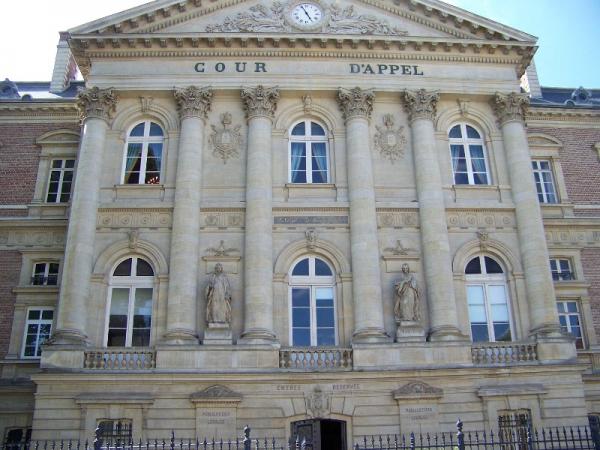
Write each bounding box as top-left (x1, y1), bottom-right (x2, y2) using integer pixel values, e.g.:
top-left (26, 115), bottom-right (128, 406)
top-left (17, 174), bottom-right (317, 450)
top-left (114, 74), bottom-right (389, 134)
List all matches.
top-left (374, 114), bottom-right (407, 163)
top-left (206, 1), bottom-right (407, 36)
top-left (209, 112), bottom-right (243, 164)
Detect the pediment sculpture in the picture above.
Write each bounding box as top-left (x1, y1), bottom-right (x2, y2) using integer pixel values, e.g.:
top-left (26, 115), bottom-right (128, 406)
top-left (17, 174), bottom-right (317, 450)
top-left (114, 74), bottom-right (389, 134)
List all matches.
top-left (393, 382), bottom-right (443, 400)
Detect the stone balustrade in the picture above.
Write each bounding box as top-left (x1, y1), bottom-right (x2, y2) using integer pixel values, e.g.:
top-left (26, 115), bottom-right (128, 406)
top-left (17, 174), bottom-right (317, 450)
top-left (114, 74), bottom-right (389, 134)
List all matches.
top-left (84, 348), bottom-right (156, 370)
top-left (279, 347), bottom-right (353, 370)
top-left (471, 342), bottom-right (538, 365)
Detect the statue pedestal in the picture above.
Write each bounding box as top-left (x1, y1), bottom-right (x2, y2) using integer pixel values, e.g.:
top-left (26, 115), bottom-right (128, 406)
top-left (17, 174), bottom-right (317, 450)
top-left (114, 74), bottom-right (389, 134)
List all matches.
top-left (396, 321), bottom-right (426, 343)
top-left (203, 323), bottom-right (233, 345)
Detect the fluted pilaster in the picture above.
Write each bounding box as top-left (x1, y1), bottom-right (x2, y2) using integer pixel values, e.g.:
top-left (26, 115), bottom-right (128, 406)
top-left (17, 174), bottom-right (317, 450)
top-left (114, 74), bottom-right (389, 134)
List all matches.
top-left (53, 87), bottom-right (118, 345)
top-left (337, 87), bottom-right (389, 343)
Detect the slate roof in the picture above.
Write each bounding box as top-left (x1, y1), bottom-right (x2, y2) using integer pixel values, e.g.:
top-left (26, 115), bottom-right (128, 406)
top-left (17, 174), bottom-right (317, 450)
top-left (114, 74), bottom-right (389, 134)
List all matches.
top-left (531, 86), bottom-right (600, 109)
top-left (0, 79), bottom-right (83, 101)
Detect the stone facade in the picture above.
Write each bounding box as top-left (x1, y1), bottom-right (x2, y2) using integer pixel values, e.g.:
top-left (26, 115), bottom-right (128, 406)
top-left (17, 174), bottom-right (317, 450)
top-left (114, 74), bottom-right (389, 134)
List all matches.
top-left (0, 0), bottom-right (599, 447)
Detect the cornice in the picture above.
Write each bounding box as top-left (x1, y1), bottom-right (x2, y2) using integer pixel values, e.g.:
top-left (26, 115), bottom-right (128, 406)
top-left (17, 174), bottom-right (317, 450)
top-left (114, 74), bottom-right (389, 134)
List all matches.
top-left (0, 102), bottom-right (79, 122)
top-left (526, 107), bottom-right (600, 127)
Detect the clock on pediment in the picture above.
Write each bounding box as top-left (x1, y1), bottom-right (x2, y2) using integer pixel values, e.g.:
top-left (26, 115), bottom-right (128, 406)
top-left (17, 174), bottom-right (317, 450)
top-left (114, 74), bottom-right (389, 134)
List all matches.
top-left (285, 0), bottom-right (329, 31)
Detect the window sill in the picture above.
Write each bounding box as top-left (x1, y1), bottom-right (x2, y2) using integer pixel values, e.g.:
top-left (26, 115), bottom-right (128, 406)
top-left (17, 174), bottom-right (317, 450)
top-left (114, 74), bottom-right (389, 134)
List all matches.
top-left (450, 184), bottom-right (501, 202)
top-left (13, 286), bottom-right (59, 294)
top-left (540, 202), bottom-right (574, 218)
top-left (27, 202), bottom-right (70, 218)
top-left (284, 183), bottom-right (337, 201)
top-left (113, 184), bottom-right (166, 201)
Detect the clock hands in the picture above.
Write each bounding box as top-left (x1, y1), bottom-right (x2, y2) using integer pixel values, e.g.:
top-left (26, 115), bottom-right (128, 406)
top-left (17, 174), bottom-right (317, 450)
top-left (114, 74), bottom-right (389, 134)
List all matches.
top-left (300, 5), bottom-right (314, 22)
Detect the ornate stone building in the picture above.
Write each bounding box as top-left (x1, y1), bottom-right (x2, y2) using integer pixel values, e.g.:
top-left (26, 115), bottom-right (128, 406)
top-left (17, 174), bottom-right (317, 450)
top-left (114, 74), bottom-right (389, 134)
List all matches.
top-left (1, 0), bottom-right (600, 447)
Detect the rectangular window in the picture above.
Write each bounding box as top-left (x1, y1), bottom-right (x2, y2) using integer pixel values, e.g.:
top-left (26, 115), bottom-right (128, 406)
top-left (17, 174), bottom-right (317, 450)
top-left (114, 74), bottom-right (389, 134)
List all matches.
top-left (4, 428), bottom-right (31, 450)
top-left (467, 284), bottom-right (511, 342)
top-left (95, 420), bottom-right (132, 445)
top-left (532, 160), bottom-right (557, 203)
top-left (498, 409), bottom-right (531, 450)
top-left (32, 262), bottom-right (59, 286)
top-left (108, 287), bottom-right (153, 347)
top-left (557, 301), bottom-right (585, 349)
top-left (22, 308), bottom-right (53, 358)
top-left (46, 159), bottom-right (75, 203)
top-left (550, 258), bottom-right (573, 281)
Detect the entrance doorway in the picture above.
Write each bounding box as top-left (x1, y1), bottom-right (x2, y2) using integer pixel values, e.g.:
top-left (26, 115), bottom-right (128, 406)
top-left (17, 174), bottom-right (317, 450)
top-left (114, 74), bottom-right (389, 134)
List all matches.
top-left (291, 419), bottom-right (347, 450)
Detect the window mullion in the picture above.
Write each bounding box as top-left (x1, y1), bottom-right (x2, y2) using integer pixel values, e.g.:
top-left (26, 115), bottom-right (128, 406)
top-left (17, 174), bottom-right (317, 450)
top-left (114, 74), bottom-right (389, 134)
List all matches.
top-left (127, 287), bottom-right (135, 347)
top-left (483, 283), bottom-right (495, 341)
top-left (139, 143), bottom-right (149, 185)
top-left (310, 286), bottom-right (317, 346)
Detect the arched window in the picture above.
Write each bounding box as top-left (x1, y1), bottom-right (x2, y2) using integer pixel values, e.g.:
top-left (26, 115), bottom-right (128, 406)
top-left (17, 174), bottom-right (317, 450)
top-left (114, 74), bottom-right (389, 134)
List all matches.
top-left (122, 121), bottom-right (164, 185)
top-left (449, 124), bottom-right (490, 185)
top-left (106, 257), bottom-right (154, 347)
top-left (289, 256), bottom-right (336, 346)
top-left (289, 120), bottom-right (329, 184)
top-left (465, 255), bottom-right (512, 342)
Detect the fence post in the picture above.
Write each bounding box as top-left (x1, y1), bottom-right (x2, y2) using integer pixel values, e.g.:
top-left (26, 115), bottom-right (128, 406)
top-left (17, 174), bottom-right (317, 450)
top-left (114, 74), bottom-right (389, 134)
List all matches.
top-left (590, 415), bottom-right (600, 450)
top-left (93, 427), bottom-right (102, 450)
top-left (456, 419), bottom-right (465, 450)
top-left (527, 424), bottom-right (533, 450)
top-left (170, 431), bottom-right (175, 450)
top-left (409, 432), bottom-right (415, 450)
top-left (243, 426), bottom-right (251, 450)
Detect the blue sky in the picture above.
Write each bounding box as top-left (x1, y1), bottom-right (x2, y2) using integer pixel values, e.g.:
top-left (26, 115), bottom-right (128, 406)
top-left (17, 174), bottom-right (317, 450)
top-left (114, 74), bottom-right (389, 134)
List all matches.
top-left (445, 0), bottom-right (600, 88)
top-left (0, 0), bottom-right (598, 88)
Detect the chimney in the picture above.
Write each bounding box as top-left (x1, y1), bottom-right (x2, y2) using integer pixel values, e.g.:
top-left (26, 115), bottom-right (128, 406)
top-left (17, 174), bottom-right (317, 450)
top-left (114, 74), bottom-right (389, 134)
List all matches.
top-left (50, 32), bottom-right (78, 94)
top-left (520, 59), bottom-right (542, 98)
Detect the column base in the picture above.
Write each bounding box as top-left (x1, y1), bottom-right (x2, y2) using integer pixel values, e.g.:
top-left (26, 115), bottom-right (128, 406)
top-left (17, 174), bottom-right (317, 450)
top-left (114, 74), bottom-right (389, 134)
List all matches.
top-left (352, 327), bottom-right (391, 344)
top-left (427, 325), bottom-right (469, 342)
top-left (529, 323), bottom-right (564, 339)
top-left (203, 323), bottom-right (233, 345)
top-left (396, 321), bottom-right (426, 343)
top-left (238, 328), bottom-right (277, 345)
top-left (48, 328), bottom-right (90, 346)
top-left (162, 328), bottom-right (199, 345)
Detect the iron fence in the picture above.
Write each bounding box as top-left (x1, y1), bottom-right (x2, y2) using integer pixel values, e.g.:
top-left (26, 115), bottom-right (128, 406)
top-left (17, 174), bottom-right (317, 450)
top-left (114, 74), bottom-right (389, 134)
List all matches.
top-left (4, 419), bottom-right (600, 450)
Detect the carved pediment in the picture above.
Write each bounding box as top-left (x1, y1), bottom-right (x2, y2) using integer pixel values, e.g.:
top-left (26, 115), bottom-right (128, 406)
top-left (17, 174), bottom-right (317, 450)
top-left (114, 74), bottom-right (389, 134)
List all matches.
top-left (190, 385), bottom-right (243, 403)
top-left (393, 381), bottom-right (443, 400)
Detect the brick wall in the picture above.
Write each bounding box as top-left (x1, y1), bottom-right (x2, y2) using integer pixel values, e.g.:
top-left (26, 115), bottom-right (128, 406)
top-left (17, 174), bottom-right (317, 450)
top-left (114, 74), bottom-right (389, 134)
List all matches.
top-left (0, 123), bottom-right (79, 205)
top-left (528, 126), bottom-right (600, 213)
top-left (0, 251), bottom-right (21, 358)
top-left (582, 249), bottom-right (600, 342)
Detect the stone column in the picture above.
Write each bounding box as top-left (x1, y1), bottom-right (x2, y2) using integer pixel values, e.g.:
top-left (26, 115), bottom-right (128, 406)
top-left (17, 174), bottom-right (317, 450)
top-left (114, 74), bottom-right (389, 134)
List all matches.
top-left (164, 86), bottom-right (213, 344)
top-left (239, 86), bottom-right (279, 344)
top-left (53, 87), bottom-right (117, 344)
top-left (402, 89), bottom-right (464, 341)
top-left (491, 92), bottom-right (561, 337)
top-left (337, 87), bottom-right (389, 343)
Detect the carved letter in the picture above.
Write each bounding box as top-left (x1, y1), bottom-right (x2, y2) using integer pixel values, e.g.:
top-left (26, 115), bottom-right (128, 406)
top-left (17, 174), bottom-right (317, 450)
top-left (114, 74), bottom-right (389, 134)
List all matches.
top-left (194, 62), bottom-right (206, 73)
top-left (378, 64), bottom-right (388, 74)
top-left (254, 62), bottom-right (267, 73)
top-left (235, 62), bottom-right (247, 73)
top-left (350, 64), bottom-right (360, 74)
top-left (215, 63), bottom-right (225, 72)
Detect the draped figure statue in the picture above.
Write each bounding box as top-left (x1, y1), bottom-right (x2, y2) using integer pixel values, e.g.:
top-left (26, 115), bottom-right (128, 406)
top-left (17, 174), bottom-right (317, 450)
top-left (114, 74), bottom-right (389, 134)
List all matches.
top-left (394, 263), bottom-right (420, 322)
top-left (205, 263), bottom-right (232, 325)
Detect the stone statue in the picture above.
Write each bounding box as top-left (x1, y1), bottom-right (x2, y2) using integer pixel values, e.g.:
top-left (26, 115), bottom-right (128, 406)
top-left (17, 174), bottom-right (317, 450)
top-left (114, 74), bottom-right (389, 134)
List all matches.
top-left (205, 263), bottom-right (232, 325)
top-left (394, 264), bottom-right (420, 322)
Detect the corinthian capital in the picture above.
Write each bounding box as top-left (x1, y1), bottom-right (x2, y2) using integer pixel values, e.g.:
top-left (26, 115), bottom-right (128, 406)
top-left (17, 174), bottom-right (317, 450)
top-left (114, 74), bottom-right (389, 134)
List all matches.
top-left (174, 86), bottom-right (213, 120)
top-left (241, 85), bottom-right (280, 120)
top-left (491, 92), bottom-right (529, 125)
top-left (401, 89), bottom-right (439, 123)
top-left (76, 87), bottom-right (118, 123)
top-left (337, 87), bottom-right (374, 121)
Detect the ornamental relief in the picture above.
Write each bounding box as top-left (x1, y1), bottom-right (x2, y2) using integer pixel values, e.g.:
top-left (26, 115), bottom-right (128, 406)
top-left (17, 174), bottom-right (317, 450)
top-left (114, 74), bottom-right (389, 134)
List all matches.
top-left (377, 211), bottom-right (419, 228)
top-left (0, 229), bottom-right (65, 249)
top-left (205, 1), bottom-right (407, 36)
top-left (97, 210), bottom-right (172, 228)
top-left (201, 211), bottom-right (245, 228)
top-left (545, 228), bottom-right (600, 246)
top-left (446, 211), bottom-right (515, 229)
top-left (374, 114), bottom-right (407, 163)
top-left (209, 112), bottom-right (243, 164)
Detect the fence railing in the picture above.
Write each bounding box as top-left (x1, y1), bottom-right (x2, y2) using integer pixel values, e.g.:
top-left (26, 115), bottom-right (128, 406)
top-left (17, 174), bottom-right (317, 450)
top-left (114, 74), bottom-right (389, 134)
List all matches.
top-left (84, 349), bottom-right (156, 370)
top-left (471, 341), bottom-right (538, 365)
top-left (279, 347), bottom-right (353, 370)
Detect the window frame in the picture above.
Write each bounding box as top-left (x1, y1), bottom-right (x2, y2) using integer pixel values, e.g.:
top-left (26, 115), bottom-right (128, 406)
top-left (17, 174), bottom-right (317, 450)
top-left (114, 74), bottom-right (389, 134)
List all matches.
top-left (465, 255), bottom-right (515, 343)
top-left (104, 257), bottom-right (155, 348)
top-left (95, 419), bottom-right (133, 445)
top-left (45, 158), bottom-right (76, 203)
top-left (448, 123), bottom-right (491, 186)
top-left (121, 121), bottom-right (164, 185)
top-left (21, 307), bottom-right (54, 359)
top-left (288, 119), bottom-right (330, 184)
top-left (557, 300), bottom-right (585, 349)
top-left (288, 256), bottom-right (337, 347)
top-left (550, 258), bottom-right (574, 281)
top-left (532, 159), bottom-right (558, 203)
top-left (31, 261), bottom-right (59, 286)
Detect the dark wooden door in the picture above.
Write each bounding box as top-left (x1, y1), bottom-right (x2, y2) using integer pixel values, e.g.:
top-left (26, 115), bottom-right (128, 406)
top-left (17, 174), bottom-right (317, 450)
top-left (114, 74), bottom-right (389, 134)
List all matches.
top-left (291, 419), bottom-right (346, 450)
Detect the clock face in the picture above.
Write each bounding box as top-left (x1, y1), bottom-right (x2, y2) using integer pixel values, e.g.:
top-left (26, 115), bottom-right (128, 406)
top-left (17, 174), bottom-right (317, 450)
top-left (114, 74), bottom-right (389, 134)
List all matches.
top-left (291, 3), bottom-right (323, 27)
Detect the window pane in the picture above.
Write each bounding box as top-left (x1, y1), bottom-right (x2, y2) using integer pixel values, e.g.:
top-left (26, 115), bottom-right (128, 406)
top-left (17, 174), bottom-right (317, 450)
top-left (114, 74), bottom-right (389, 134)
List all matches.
top-left (292, 329), bottom-right (310, 346)
top-left (450, 144), bottom-right (465, 158)
top-left (471, 324), bottom-right (489, 342)
top-left (491, 304), bottom-right (509, 322)
top-left (132, 329), bottom-right (151, 347)
top-left (291, 171), bottom-right (307, 183)
top-left (316, 307), bottom-right (335, 328)
top-left (65, 159), bottom-right (75, 168)
top-left (311, 122), bottom-right (325, 136)
top-left (315, 259), bottom-right (332, 276)
top-left (114, 259), bottom-right (133, 276)
top-left (292, 308), bottom-right (310, 327)
top-left (107, 329), bottom-right (126, 347)
top-left (466, 125), bottom-right (480, 139)
top-left (28, 310), bottom-right (40, 320)
top-left (292, 259), bottom-right (309, 276)
top-left (136, 259), bottom-right (154, 276)
top-left (149, 122), bottom-right (163, 137)
top-left (469, 304), bottom-right (487, 322)
top-left (130, 123), bottom-right (145, 137)
top-left (485, 257), bottom-right (503, 274)
top-left (449, 125), bottom-right (462, 138)
top-left (488, 285), bottom-right (507, 304)
top-left (465, 257), bottom-right (482, 274)
top-left (312, 171), bottom-right (327, 183)
top-left (41, 310), bottom-right (53, 320)
top-left (315, 287), bottom-right (333, 300)
top-left (454, 173), bottom-right (469, 184)
top-left (291, 122), bottom-right (305, 136)
top-left (469, 145), bottom-right (484, 158)
top-left (316, 328), bottom-right (335, 346)
top-left (566, 301), bottom-right (578, 312)
top-left (493, 323), bottom-right (511, 341)
top-left (110, 288), bottom-right (130, 315)
top-left (292, 288), bottom-right (310, 306)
